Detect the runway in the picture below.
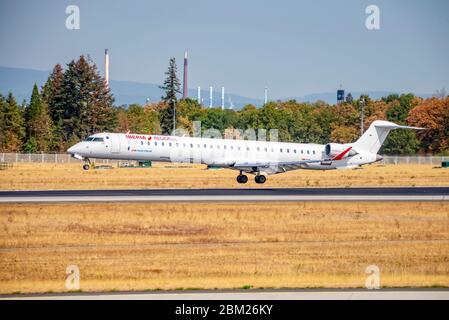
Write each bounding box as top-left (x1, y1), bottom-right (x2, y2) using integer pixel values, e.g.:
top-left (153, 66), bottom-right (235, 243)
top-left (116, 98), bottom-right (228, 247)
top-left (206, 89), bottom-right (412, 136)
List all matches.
top-left (0, 187), bottom-right (448, 202)
top-left (2, 289), bottom-right (449, 300)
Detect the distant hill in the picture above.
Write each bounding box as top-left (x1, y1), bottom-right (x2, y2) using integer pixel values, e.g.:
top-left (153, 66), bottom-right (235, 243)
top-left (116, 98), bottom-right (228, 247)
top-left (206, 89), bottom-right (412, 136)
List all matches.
top-left (0, 66), bottom-right (262, 108)
top-left (0, 66), bottom-right (433, 108)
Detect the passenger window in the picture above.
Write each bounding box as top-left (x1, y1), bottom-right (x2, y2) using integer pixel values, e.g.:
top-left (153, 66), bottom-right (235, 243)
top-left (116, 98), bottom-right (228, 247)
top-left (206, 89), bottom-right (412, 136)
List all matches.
top-left (280, 148), bottom-right (283, 153)
top-left (313, 150), bottom-right (316, 155)
top-left (190, 143), bottom-right (193, 148)
top-left (141, 141), bottom-right (144, 145)
top-left (257, 147), bottom-right (260, 151)
top-left (264, 147), bottom-right (267, 152)
top-left (169, 142), bottom-right (172, 147)
top-left (147, 141), bottom-right (150, 146)
top-left (307, 150), bottom-right (310, 154)
top-left (287, 149), bottom-right (289, 153)
top-left (155, 142), bottom-right (157, 146)
top-left (294, 149), bottom-right (297, 153)
top-left (162, 142), bottom-right (165, 146)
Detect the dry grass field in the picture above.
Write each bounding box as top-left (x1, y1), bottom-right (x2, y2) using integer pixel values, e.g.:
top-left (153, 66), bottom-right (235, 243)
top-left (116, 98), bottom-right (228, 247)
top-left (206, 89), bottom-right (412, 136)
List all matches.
top-left (0, 163), bottom-right (448, 190)
top-left (0, 202), bottom-right (448, 294)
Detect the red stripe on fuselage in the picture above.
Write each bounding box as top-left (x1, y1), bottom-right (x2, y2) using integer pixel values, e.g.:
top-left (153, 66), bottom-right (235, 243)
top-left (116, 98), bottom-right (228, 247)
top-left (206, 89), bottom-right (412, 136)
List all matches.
top-left (332, 146), bottom-right (352, 160)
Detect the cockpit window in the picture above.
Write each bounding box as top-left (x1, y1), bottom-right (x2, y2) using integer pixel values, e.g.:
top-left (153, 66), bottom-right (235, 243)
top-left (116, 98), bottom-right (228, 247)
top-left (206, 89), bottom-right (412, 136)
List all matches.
top-left (84, 136), bottom-right (104, 142)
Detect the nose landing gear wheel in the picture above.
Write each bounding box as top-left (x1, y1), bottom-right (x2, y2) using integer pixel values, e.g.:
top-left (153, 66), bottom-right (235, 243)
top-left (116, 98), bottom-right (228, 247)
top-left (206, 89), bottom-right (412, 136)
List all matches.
top-left (83, 164), bottom-right (90, 171)
top-left (255, 175), bottom-right (266, 184)
top-left (237, 174), bottom-right (248, 184)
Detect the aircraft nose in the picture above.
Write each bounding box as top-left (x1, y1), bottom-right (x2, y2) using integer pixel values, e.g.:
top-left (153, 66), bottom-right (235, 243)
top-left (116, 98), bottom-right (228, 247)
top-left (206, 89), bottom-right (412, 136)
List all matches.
top-left (67, 144), bottom-right (78, 154)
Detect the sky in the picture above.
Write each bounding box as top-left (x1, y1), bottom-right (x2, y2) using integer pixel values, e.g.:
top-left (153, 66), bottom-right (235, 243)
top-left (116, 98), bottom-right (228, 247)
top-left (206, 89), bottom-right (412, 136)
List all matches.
top-left (0, 0), bottom-right (448, 99)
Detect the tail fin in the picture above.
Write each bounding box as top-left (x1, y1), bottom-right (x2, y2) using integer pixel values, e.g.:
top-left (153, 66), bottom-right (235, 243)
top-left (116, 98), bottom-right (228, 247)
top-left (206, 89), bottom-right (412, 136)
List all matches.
top-left (353, 120), bottom-right (424, 154)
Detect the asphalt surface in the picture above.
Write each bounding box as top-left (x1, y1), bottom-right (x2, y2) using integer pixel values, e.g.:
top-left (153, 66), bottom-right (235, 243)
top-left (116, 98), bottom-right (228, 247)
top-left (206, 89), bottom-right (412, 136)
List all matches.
top-left (2, 289), bottom-right (449, 300)
top-left (0, 187), bottom-right (448, 202)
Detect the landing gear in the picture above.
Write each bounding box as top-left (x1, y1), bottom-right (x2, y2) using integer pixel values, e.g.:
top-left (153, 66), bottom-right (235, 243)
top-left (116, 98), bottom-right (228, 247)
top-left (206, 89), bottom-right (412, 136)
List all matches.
top-left (255, 174), bottom-right (267, 184)
top-left (237, 174), bottom-right (248, 184)
top-left (83, 158), bottom-right (91, 171)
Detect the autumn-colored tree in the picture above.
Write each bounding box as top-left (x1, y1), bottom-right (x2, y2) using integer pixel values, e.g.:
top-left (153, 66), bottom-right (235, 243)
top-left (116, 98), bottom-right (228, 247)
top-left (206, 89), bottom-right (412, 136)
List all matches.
top-left (330, 125), bottom-right (359, 143)
top-left (408, 97), bottom-right (449, 153)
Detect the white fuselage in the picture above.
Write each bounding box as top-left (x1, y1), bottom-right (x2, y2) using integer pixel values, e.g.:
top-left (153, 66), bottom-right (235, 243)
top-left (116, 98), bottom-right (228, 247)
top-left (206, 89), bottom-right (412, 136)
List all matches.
top-left (67, 132), bottom-right (378, 173)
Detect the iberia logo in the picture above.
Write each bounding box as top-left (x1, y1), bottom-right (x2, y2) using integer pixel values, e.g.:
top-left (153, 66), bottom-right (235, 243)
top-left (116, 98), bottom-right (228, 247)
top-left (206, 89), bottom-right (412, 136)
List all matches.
top-left (125, 134), bottom-right (147, 140)
top-left (148, 136), bottom-right (152, 140)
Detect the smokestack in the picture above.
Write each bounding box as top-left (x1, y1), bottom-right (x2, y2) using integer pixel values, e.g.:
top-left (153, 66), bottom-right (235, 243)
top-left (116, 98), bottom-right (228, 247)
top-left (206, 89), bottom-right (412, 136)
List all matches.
top-left (221, 87), bottom-right (225, 110)
top-left (104, 49), bottom-right (109, 88)
top-left (209, 86), bottom-right (213, 108)
top-left (264, 87), bottom-right (268, 105)
top-left (183, 51), bottom-right (188, 99)
top-left (197, 86), bottom-right (201, 104)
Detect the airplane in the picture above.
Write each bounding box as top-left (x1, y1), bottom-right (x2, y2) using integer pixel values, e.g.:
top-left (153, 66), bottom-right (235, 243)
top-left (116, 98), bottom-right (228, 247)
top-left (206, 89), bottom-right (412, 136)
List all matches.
top-left (67, 120), bottom-right (424, 184)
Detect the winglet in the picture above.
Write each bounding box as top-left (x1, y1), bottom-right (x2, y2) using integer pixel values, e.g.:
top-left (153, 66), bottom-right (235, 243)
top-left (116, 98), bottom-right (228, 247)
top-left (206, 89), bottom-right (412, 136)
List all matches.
top-left (332, 146), bottom-right (353, 161)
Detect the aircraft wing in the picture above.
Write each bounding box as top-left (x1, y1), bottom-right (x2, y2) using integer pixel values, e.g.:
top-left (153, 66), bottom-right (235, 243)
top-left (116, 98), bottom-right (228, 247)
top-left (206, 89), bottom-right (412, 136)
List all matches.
top-left (231, 159), bottom-right (322, 175)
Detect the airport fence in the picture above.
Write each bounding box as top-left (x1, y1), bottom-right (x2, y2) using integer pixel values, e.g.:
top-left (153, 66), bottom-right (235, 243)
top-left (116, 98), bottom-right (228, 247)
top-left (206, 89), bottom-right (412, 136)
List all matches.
top-left (0, 153), bottom-right (448, 166)
top-left (0, 153), bottom-right (116, 164)
top-left (380, 155), bottom-right (449, 165)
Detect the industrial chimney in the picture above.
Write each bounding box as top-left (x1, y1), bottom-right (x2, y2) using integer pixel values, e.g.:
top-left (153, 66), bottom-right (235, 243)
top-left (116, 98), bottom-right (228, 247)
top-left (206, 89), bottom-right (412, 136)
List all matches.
top-left (183, 51), bottom-right (188, 99)
top-left (104, 49), bottom-right (109, 88)
top-left (197, 86), bottom-right (201, 104)
top-left (221, 87), bottom-right (225, 110)
top-left (209, 86), bottom-right (213, 108)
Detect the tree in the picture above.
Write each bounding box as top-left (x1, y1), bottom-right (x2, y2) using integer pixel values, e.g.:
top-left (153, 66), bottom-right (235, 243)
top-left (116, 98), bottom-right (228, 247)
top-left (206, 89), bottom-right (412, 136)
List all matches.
top-left (42, 64), bottom-right (64, 123)
top-left (116, 104), bottom-right (161, 134)
top-left (23, 84), bottom-right (53, 152)
top-left (408, 97), bottom-right (449, 153)
top-left (331, 125), bottom-right (359, 143)
top-left (42, 64), bottom-right (65, 150)
top-left (0, 94), bottom-right (5, 148)
top-left (0, 92), bottom-right (25, 151)
top-left (60, 55), bottom-right (114, 145)
top-left (159, 57), bottom-right (181, 134)
top-left (345, 93), bottom-right (353, 104)
top-left (380, 94), bottom-right (421, 154)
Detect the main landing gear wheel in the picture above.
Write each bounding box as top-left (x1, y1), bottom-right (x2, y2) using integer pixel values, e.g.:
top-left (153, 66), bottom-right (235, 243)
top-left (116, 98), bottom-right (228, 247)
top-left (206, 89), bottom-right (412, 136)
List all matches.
top-left (237, 174), bottom-right (248, 184)
top-left (255, 175), bottom-right (267, 184)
